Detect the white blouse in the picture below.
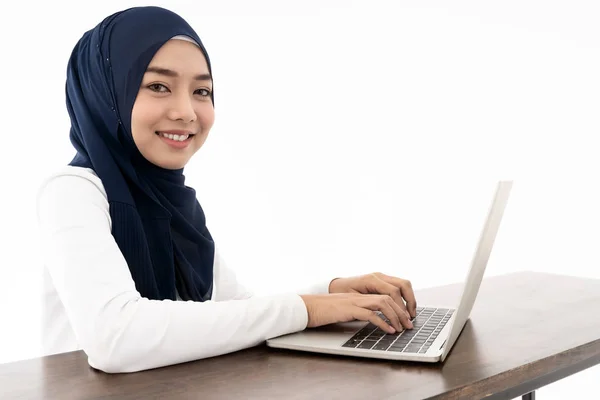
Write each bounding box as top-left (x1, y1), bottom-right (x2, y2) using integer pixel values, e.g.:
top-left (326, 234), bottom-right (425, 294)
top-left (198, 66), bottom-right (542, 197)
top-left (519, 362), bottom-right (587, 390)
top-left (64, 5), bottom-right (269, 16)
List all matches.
top-left (36, 166), bottom-right (330, 373)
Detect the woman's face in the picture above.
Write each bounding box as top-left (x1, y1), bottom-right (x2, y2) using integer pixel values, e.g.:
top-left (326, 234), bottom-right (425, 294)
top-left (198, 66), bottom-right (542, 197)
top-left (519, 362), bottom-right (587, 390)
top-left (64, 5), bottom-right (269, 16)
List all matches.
top-left (131, 39), bottom-right (215, 170)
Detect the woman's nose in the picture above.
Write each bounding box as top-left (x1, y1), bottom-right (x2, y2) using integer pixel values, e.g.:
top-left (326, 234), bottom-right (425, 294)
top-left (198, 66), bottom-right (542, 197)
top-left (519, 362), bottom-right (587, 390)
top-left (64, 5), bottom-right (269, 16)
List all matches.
top-left (168, 95), bottom-right (196, 123)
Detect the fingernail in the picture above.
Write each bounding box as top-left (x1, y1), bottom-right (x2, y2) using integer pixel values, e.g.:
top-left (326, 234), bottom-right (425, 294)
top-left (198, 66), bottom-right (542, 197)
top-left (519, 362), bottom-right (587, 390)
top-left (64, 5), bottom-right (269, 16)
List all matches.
top-left (388, 326), bottom-right (396, 333)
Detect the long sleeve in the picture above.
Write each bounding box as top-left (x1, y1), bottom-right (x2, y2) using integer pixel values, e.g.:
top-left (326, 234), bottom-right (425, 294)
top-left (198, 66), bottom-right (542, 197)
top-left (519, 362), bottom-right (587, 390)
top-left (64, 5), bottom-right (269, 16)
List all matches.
top-left (36, 167), bottom-right (310, 373)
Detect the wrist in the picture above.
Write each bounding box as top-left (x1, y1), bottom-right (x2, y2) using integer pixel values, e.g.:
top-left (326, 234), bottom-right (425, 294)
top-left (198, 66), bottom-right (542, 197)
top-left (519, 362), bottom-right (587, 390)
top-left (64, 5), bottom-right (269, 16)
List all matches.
top-left (299, 294), bottom-right (315, 328)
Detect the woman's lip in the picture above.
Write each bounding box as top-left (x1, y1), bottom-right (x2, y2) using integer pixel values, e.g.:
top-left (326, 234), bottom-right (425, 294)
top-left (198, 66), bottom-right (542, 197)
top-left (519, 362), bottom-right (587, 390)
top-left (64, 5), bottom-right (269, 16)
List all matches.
top-left (156, 130), bottom-right (194, 135)
top-left (155, 131), bottom-right (195, 139)
top-left (157, 133), bottom-right (193, 149)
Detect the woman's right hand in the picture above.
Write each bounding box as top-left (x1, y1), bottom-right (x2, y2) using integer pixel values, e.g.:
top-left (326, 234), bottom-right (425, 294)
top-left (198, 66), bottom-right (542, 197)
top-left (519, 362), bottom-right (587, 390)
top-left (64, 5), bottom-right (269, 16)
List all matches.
top-left (299, 293), bottom-right (414, 334)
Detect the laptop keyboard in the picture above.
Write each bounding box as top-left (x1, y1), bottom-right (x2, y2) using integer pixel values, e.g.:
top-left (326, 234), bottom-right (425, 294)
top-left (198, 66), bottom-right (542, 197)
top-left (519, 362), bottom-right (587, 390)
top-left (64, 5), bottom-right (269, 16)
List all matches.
top-left (341, 307), bottom-right (454, 353)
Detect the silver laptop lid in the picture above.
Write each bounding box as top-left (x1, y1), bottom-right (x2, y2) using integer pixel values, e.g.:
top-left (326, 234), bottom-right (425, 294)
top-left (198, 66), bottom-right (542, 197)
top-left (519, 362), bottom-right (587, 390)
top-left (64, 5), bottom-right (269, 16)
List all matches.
top-left (440, 180), bottom-right (513, 361)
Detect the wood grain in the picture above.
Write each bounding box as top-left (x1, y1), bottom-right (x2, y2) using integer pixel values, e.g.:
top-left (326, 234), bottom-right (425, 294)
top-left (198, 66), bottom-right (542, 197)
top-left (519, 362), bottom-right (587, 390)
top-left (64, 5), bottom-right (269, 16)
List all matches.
top-left (2, 271), bottom-right (599, 400)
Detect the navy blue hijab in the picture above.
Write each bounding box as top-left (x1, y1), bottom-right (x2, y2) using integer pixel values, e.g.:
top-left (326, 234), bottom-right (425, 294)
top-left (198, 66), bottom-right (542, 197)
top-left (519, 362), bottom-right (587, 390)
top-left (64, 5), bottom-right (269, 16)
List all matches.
top-left (66, 6), bottom-right (215, 301)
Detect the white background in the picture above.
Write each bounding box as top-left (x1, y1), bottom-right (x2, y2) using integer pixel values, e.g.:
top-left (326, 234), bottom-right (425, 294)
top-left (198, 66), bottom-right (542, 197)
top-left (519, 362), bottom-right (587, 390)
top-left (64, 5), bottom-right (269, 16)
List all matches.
top-left (1, 0), bottom-right (599, 398)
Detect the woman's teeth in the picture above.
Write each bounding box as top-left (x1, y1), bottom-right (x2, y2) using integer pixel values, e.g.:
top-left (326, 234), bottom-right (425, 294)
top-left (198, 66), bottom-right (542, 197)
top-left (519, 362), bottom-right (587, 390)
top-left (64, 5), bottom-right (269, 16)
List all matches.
top-left (160, 132), bottom-right (189, 142)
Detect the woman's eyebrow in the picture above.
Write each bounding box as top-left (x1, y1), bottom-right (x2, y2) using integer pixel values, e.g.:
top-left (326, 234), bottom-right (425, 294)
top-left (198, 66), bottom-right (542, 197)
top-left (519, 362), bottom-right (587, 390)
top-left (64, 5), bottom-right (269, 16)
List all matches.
top-left (145, 66), bottom-right (212, 81)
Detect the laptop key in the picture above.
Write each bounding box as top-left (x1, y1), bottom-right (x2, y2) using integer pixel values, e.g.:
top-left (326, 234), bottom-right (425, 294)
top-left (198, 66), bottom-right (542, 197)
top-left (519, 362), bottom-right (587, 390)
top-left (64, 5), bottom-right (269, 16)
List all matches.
top-left (374, 342), bottom-right (391, 351)
top-left (358, 341), bottom-right (377, 349)
top-left (388, 344), bottom-right (406, 352)
top-left (387, 347), bottom-right (405, 352)
top-left (342, 340), bottom-right (360, 348)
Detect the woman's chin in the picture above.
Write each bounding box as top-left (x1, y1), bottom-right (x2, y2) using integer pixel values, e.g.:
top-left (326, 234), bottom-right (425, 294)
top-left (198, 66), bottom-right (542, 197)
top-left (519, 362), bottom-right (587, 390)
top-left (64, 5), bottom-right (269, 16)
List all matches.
top-left (149, 156), bottom-right (189, 170)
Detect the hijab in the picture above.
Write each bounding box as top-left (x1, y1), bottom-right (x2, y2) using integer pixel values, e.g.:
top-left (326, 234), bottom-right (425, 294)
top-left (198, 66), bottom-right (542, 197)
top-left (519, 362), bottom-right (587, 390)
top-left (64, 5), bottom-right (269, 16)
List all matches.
top-left (66, 6), bottom-right (215, 301)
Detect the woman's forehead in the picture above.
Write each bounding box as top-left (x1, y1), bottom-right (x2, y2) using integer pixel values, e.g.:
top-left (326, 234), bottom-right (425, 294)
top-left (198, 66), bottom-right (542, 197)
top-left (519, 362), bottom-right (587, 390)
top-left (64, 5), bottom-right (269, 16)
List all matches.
top-left (145, 40), bottom-right (211, 78)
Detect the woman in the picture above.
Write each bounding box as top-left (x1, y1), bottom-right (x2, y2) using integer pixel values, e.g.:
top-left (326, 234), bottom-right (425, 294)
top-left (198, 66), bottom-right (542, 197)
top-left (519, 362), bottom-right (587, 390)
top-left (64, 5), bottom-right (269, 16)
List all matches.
top-left (36, 6), bottom-right (416, 373)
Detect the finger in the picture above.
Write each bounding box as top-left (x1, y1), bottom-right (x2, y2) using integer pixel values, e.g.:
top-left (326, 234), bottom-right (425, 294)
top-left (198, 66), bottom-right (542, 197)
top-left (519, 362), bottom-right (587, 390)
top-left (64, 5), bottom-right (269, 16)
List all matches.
top-left (383, 282), bottom-right (410, 317)
top-left (376, 274), bottom-right (418, 318)
top-left (358, 295), bottom-right (411, 331)
top-left (375, 297), bottom-right (403, 332)
top-left (367, 276), bottom-right (409, 317)
top-left (355, 308), bottom-right (396, 334)
top-left (400, 281), bottom-right (417, 318)
top-left (385, 296), bottom-right (414, 329)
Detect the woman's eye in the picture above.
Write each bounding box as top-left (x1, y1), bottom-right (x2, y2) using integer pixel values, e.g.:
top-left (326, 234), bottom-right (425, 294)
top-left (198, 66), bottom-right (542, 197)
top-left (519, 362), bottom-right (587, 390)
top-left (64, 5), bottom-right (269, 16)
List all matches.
top-left (148, 83), bottom-right (168, 92)
top-left (195, 88), bottom-right (211, 97)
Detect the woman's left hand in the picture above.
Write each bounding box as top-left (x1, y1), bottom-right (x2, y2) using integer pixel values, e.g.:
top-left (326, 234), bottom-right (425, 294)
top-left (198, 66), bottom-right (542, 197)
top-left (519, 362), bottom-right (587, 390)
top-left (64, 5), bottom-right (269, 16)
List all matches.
top-left (328, 272), bottom-right (417, 318)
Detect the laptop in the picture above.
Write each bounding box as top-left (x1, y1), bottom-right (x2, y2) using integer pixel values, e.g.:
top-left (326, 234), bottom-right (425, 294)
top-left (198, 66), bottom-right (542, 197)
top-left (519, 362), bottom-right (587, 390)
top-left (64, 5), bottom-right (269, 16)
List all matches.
top-left (266, 180), bottom-right (512, 363)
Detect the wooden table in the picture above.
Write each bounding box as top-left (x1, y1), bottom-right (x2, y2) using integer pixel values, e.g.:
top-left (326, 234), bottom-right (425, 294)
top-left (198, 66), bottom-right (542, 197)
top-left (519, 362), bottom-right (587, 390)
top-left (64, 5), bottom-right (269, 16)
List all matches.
top-left (2, 271), bottom-right (600, 399)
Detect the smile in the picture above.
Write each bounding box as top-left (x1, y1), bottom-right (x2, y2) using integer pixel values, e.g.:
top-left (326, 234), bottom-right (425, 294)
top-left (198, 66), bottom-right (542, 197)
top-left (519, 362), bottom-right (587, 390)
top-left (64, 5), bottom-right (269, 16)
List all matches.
top-left (156, 131), bottom-right (194, 149)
